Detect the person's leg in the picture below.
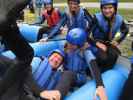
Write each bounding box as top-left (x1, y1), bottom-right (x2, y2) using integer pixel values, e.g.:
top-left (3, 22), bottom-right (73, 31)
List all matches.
top-left (37, 26), bottom-right (51, 41)
top-left (54, 71), bottom-right (76, 99)
top-left (0, 56), bottom-right (13, 77)
top-left (119, 66), bottom-right (133, 100)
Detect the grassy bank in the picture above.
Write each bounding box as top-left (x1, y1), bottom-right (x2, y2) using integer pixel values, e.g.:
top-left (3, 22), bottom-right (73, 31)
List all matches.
top-left (87, 8), bottom-right (133, 21)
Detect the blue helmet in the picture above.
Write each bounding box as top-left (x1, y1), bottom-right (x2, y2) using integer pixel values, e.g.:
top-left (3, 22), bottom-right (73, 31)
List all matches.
top-left (66, 28), bottom-right (87, 47)
top-left (43, 0), bottom-right (53, 5)
top-left (100, 0), bottom-right (118, 7)
top-left (49, 49), bottom-right (65, 59)
top-left (68, 0), bottom-right (80, 4)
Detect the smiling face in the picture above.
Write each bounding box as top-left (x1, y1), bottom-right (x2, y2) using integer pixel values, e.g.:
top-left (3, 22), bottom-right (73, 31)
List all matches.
top-left (45, 4), bottom-right (53, 11)
top-left (48, 53), bottom-right (63, 69)
top-left (68, 1), bottom-right (80, 15)
top-left (101, 4), bottom-right (115, 18)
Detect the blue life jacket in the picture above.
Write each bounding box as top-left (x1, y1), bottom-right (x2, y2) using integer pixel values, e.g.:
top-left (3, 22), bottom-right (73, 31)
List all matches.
top-left (65, 49), bottom-right (96, 85)
top-left (92, 13), bottom-right (123, 41)
top-left (32, 58), bottom-right (61, 90)
top-left (65, 8), bottom-right (88, 30)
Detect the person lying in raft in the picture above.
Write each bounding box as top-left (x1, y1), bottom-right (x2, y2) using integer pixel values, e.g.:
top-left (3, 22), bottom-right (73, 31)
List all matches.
top-left (0, 50), bottom-right (75, 100)
top-left (32, 48), bottom-right (76, 100)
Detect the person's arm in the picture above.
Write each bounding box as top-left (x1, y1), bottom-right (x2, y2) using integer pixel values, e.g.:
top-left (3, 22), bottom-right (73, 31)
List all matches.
top-left (39, 71), bottom-right (76, 100)
top-left (54, 71), bottom-right (76, 99)
top-left (116, 21), bottom-right (129, 44)
top-left (84, 50), bottom-right (107, 100)
top-left (0, 22), bottom-right (34, 96)
top-left (83, 8), bottom-right (94, 31)
top-left (0, 0), bottom-right (34, 96)
top-left (84, 10), bottom-right (99, 46)
top-left (47, 13), bottom-right (67, 39)
top-left (25, 70), bottom-right (43, 97)
top-left (84, 50), bottom-right (103, 86)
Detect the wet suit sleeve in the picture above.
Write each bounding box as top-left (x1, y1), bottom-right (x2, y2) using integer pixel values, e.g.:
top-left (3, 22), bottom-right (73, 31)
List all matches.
top-left (47, 13), bottom-right (67, 39)
top-left (0, 0), bottom-right (34, 96)
top-left (84, 50), bottom-right (104, 87)
top-left (116, 21), bottom-right (129, 44)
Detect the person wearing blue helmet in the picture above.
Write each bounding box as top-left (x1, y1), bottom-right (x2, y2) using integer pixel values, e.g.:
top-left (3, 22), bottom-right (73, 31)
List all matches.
top-left (45, 0), bottom-right (93, 40)
top-left (58, 28), bottom-right (107, 100)
top-left (86, 0), bottom-right (129, 70)
top-left (0, 48), bottom-right (75, 100)
top-left (33, 0), bottom-right (64, 42)
top-left (32, 49), bottom-right (66, 100)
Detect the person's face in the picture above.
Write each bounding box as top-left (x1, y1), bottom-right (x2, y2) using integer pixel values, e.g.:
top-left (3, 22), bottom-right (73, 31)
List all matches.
top-left (102, 4), bottom-right (115, 18)
top-left (67, 42), bottom-right (78, 50)
top-left (49, 53), bottom-right (63, 69)
top-left (68, 1), bottom-right (80, 14)
top-left (45, 4), bottom-right (52, 11)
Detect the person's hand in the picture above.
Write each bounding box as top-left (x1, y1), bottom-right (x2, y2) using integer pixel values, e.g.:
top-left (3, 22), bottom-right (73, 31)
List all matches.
top-left (39, 37), bottom-right (48, 43)
top-left (40, 90), bottom-right (61, 100)
top-left (60, 26), bottom-right (68, 35)
top-left (111, 41), bottom-right (119, 47)
top-left (96, 42), bottom-right (107, 52)
top-left (94, 86), bottom-right (108, 100)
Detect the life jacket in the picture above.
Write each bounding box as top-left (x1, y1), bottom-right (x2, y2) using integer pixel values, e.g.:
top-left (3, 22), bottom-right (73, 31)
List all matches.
top-left (92, 13), bottom-right (123, 41)
top-left (42, 8), bottom-right (61, 27)
top-left (32, 58), bottom-right (62, 90)
top-left (65, 8), bottom-right (88, 30)
top-left (65, 49), bottom-right (88, 85)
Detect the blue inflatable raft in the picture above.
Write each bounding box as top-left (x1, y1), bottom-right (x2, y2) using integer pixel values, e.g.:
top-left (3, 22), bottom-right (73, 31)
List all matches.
top-left (18, 23), bottom-right (40, 42)
top-left (65, 56), bottom-right (131, 100)
top-left (18, 23), bottom-right (66, 42)
top-left (1, 40), bottom-right (65, 57)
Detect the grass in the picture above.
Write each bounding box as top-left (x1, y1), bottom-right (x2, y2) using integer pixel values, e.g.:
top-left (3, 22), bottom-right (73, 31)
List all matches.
top-left (54, 0), bottom-right (133, 3)
top-left (87, 8), bottom-right (133, 21)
